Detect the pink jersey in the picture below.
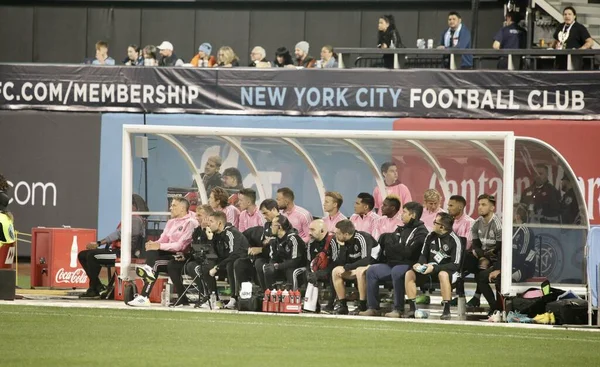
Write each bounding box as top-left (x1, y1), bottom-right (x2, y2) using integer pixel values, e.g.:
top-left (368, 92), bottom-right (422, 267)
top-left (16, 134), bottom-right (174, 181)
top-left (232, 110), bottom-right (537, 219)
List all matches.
top-left (349, 211), bottom-right (380, 237)
top-left (220, 205), bottom-right (240, 228)
top-left (373, 183), bottom-right (412, 214)
top-left (238, 207), bottom-right (265, 232)
top-left (421, 207), bottom-right (445, 232)
top-left (372, 213), bottom-right (403, 240)
top-left (281, 205), bottom-right (313, 244)
top-left (157, 212), bottom-right (198, 252)
top-left (323, 211), bottom-right (347, 233)
top-left (453, 213), bottom-right (475, 250)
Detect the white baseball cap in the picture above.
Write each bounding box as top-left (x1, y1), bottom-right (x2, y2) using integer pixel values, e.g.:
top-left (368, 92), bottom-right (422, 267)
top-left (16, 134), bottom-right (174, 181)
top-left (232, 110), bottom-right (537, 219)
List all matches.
top-left (157, 41), bottom-right (174, 51)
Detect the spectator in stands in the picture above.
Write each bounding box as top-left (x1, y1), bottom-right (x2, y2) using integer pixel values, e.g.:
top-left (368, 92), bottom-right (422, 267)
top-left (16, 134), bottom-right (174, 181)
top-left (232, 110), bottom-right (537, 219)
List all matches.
top-left (317, 45), bottom-right (338, 68)
top-left (221, 167), bottom-right (244, 207)
top-left (190, 211), bottom-right (249, 309)
top-left (372, 195), bottom-right (403, 240)
top-left (260, 215), bottom-right (306, 290)
top-left (157, 41), bottom-right (184, 67)
top-left (273, 47), bottom-right (294, 67)
top-left (216, 46), bottom-right (240, 67)
top-left (167, 204), bottom-right (214, 307)
top-left (323, 191), bottom-right (347, 233)
top-left (292, 219), bottom-right (336, 290)
top-left (128, 197), bottom-right (197, 307)
top-left (361, 202), bottom-right (429, 317)
top-left (468, 194), bottom-right (502, 311)
top-left (552, 6), bottom-right (593, 70)
top-left (193, 155), bottom-right (223, 193)
top-left (405, 212), bottom-right (462, 320)
top-left (373, 161), bottom-right (412, 214)
top-left (447, 195), bottom-right (474, 249)
top-left (437, 11), bottom-right (473, 69)
top-left (209, 187), bottom-right (240, 228)
top-left (92, 41), bottom-right (115, 66)
top-left (560, 175), bottom-right (580, 224)
top-left (237, 188), bottom-right (264, 232)
top-left (276, 187), bottom-right (312, 243)
top-left (142, 45), bottom-right (158, 66)
top-left (330, 220), bottom-right (380, 315)
top-left (377, 14), bottom-right (403, 69)
top-left (520, 164), bottom-right (561, 223)
top-left (79, 196), bottom-right (146, 299)
top-left (493, 12), bottom-right (527, 69)
top-left (421, 189), bottom-right (444, 231)
top-left (293, 41), bottom-right (316, 68)
top-left (249, 46), bottom-right (271, 67)
top-left (124, 44), bottom-right (143, 66)
top-left (190, 43), bottom-right (217, 67)
top-left (349, 192), bottom-right (379, 237)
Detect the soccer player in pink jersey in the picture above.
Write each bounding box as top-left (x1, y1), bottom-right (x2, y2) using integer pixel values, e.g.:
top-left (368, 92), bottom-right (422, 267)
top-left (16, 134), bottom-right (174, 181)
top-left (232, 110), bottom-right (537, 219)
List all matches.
top-left (209, 187), bottom-right (240, 228)
top-left (276, 187), bottom-right (313, 243)
top-left (421, 189), bottom-right (445, 231)
top-left (323, 191), bottom-right (347, 233)
top-left (373, 162), bottom-right (412, 215)
top-left (237, 188), bottom-right (264, 232)
top-left (349, 193), bottom-right (380, 237)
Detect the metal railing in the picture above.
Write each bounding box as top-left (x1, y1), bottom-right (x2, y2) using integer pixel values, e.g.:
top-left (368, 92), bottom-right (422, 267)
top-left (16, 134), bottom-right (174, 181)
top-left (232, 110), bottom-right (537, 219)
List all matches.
top-left (335, 47), bottom-right (600, 71)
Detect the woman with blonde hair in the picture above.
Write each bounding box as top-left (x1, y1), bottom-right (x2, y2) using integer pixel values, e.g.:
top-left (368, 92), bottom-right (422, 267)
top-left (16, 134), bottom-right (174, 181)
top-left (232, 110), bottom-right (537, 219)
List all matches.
top-left (215, 46), bottom-right (240, 67)
top-left (421, 189), bottom-right (444, 231)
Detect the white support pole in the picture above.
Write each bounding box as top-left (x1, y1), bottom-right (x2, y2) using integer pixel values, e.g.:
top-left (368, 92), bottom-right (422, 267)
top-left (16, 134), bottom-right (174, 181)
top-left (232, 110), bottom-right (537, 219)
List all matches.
top-left (338, 53), bottom-right (345, 68)
top-left (500, 133), bottom-right (516, 296)
top-left (450, 53), bottom-right (458, 70)
top-left (567, 53), bottom-right (574, 71)
top-left (507, 54), bottom-right (514, 71)
top-left (393, 53), bottom-right (400, 69)
top-left (120, 128), bottom-right (133, 278)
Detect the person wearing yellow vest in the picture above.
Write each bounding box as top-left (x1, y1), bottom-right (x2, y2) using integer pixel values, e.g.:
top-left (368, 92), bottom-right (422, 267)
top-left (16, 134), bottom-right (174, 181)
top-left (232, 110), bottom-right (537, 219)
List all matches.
top-left (0, 190), bottom-right (15, 245)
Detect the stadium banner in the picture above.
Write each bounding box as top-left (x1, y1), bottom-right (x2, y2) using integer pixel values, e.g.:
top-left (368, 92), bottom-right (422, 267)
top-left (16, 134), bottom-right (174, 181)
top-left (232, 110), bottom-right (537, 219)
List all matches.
top-left (0, 64), bottom-right (599, 119)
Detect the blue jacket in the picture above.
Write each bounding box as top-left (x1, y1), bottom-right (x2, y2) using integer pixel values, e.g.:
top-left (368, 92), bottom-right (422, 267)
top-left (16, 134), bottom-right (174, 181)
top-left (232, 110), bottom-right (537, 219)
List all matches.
top-left (439, 25), bottom-right (472, 68)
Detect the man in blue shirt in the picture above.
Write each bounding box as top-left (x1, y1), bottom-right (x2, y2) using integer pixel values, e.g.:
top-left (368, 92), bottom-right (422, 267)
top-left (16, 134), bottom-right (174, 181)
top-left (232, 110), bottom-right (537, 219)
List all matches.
top-left (92, 41), bottom-right (115, 66)
top-left (437, 11), bottom-right (472, 69)
top-left (493, 12), bottom-right (527, 69)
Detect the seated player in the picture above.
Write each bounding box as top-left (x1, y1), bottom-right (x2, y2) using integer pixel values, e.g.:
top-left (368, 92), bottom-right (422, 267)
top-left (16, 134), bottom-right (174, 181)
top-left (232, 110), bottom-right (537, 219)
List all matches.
top-left (259, 215), bottom-right (306, 290)
top-left (330, 220), bottom-right (379, 315)
top-left (322, 191), bottom-right (347, 233)
top-left (349, 192), bottom-right (379, 237)
top-left (361, 202), bottom-right (428, 317)
top-left (209, 187), bottom-right (240, 228)
top-left (292, 219), bottom-right (336, 290)
top-left (372, 195), bottom-right (403, 240)
top-left (128, 197), bottom-right (197, 307)
top-left (405, 212), bottom-right (462, 320)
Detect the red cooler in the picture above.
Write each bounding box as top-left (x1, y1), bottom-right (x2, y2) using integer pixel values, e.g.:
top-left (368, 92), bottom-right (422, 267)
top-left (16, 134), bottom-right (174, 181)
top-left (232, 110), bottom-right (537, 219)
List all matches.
top-left (31, 227), bottom-right (96, 289)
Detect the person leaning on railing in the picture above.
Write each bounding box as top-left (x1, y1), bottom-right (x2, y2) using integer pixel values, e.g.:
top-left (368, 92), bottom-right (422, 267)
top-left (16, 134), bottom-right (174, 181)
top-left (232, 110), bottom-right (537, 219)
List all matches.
top-left (377, 14), bottom-right (403, 69)
top-left (551, 6), bottom-right (594, 70)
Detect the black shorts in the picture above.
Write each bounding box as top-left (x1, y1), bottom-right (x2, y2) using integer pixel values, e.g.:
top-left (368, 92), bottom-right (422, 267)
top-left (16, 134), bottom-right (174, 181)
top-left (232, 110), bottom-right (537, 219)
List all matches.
top-left (415, 270), bottom-right (441, 287)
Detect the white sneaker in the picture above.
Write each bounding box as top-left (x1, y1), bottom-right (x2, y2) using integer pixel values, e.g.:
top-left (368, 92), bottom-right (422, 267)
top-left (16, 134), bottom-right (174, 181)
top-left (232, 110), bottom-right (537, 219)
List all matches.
top-left (224, 298), bottom-right (237, 310)
top-left (487, 310), bottom-right (502, 323)
top-left (127, 294), bottom-right (151, 307)
top-left (136, 265), bottom-right (156, 282)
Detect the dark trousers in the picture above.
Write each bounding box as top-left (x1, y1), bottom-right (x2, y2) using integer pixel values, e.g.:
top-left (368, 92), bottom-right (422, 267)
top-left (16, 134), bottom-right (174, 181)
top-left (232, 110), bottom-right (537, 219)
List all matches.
top-left (255, 258), bottom-right (295, 290)
top-left (476, 267), bottom-right (498, 312)
top-left (166, 258), bottom-right (187, 297)
top-left (184, 259), bottom-right (235, 298)
top-left (78, 248), bottom-right (118, 291)
top-left (233, 258), bottom-right (257, 292)
top-left (366, 263), bottom-right (410, 310)
top-left (141, 250), bottom-right (173, 297)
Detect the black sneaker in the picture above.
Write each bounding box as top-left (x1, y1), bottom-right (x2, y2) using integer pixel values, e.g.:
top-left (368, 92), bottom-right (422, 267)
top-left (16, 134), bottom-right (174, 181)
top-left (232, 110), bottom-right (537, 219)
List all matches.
top-left (79, 288), bottom-right (100, 299)
top-left (466, 297), bottom-right (480, 308)
top-left (333, 303), bottom-right (349, 315)
top-left (440, 312), bottom-right (452, 320)
top-left (321, 303), bottom-right (335, 314)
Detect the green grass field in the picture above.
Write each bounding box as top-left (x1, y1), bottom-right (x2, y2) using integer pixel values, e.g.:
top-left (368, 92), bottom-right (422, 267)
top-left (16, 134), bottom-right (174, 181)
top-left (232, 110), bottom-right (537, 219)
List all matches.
top-left (0, 305), bottom-right (598, 366)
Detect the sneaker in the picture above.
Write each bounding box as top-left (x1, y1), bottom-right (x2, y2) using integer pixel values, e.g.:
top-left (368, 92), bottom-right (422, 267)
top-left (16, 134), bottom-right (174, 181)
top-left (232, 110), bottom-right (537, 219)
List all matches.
top-left (548, 312), bottom-right (556, 325)
top-left (359, 309), bottom-right (380, 317)
top-left (194, 301), bottom-right (212, 309)
top-left (448, 297), bottom-right (459, 307)
top-left (136, 265), bottom-right (156, 282)
top-left (440, 312), bottom-right (451, 320)
top-left (405, 310), bottom-right (416, 319)
top-left (466, 297), bottom-right (481, 308)
top-left (170, 297), bottom-right (190, 307)
top-left (127, 294), bottom-right (151, 307)
top-left (224, 298), bottom-right (237, 310)
top-left (384, 310), bottom-right (403, 318)
top-left (507, 311), bottom-right (533, 323)
top-left (333, 303), bottom-right (349, 315)
top-left (79, 288), bottom-right (100, 299)
top-left (534, 313), bottom-right (550, 324)
top-left (487, 310), bottom-right (502, 323)
top-left (415, 295), bottom-right (430, 305)
top-left (349, 308), bottom-right (363, 316)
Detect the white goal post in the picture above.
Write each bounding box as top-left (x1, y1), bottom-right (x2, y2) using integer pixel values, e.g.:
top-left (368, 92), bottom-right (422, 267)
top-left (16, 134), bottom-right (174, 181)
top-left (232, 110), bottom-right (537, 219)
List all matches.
top-left (119, 125), bottom-right (588, 299)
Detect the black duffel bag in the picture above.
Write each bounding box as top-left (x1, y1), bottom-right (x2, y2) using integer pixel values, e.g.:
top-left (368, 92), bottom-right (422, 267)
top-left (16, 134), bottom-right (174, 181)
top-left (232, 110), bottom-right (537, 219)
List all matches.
top-left (545, 298), bottom-right (588, 325)
top-left (511, 287), bottom-right (564, 317)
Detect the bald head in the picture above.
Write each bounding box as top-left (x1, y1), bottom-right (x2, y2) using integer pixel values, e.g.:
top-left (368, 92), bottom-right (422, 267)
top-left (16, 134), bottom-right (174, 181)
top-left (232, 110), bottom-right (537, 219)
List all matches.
top-left (309, 219), bottom-right (327, 241)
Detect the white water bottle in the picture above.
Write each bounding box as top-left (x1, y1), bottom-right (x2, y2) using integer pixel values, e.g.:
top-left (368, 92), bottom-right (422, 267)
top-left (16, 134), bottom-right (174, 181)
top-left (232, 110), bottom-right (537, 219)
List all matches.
top-left (69, 235), bottom-right (78, 268)
top-left (210, 291), bottom-right (217, 309)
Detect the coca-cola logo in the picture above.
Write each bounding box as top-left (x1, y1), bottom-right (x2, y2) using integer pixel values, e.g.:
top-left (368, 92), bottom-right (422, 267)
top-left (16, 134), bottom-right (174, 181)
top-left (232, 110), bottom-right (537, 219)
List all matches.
top-left (55, 268), bottom-right (88, 284)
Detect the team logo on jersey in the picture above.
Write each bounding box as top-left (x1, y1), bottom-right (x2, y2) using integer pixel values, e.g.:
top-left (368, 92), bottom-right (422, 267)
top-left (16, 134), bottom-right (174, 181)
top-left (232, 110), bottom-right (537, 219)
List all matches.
top-left (354, 244), bottom-right (359, 251)
top-left (443, 244), bottom-right (449, 252)
top-left (565, 197), bottom-right (573, 205)
top-left (489, 231), bottom-right (495, 238)
top-left (178, 226), bottom-right (183, 231)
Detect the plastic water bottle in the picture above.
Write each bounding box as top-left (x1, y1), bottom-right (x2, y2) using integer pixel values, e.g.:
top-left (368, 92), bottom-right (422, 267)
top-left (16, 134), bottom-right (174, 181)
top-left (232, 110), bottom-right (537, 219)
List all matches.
top-left (210, 291), bottom-right (217, 309)
top-left (161, 288), bottom-right (168, 307)
top-left (69, 236), bottom-right (78, 268)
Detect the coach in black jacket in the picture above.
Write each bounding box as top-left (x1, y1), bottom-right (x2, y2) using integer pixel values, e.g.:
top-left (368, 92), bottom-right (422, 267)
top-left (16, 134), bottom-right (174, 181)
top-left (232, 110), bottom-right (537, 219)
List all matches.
top-left (405, 212), bottom-right (463, 320)
top-left (261, 215), bottom-right (306, 290)
top-left (330, 219), bottom-right (379, 315)
top-left (361, 202), bottom-right (429, 317)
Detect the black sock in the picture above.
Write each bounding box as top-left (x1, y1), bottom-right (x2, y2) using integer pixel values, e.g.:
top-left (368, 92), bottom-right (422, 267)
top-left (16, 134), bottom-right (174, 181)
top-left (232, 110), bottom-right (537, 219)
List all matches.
top-left (443, 301), bottom-right (450, 314)
top-left (359, 300), bottom-right (367, 311)
top-left (408, 299), bottom-right (416, 312)
top-left (340, 299), bottom-right (347, 307)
